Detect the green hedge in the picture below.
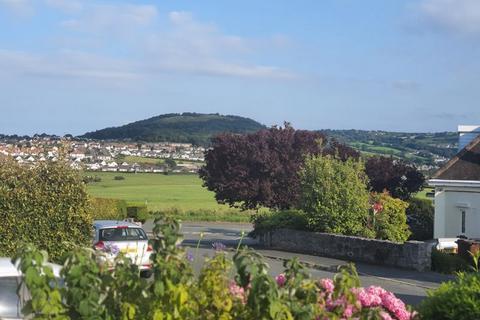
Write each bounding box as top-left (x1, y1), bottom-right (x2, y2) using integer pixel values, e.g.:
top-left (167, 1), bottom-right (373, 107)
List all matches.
top-left (431, 250), bottom-right (470, 274)
top-left (0, 158), bottom-right (92, 262)
top-left (151, 208), bottom-right (253, 223)
top-left (90, 198), bottom-right (128, 220)
top-left (250, 210), bottom-right (308, 237)
top-left (127, 205), bottom-right (149, 222)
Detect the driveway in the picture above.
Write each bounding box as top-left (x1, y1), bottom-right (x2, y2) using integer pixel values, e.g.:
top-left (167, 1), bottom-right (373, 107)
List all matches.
top-left (143, 220), bottom-right (452, 306)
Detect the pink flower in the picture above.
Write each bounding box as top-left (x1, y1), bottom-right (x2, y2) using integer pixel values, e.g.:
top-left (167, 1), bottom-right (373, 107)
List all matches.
top-left (320, 278), bottom-right (335, 293)
top-left (229, 281), bottom-right (246, 304)
top-left (354, 287), bottom-right (382, 307)
top-left (275, 273), bottom-right (287, 287)
top-left (380, 311), bottom-right (394, 320)
top-left (380, 291), bottom-right (412, 320)
top-left (343, 304), bottom-right (355, 318)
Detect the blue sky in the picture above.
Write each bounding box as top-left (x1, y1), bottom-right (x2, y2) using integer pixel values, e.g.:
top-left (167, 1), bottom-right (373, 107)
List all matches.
top-left (1, 0), bottom-right (480, 135)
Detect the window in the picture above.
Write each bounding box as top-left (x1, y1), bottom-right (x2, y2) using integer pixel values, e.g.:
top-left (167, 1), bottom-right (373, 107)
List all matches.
top-left (0, 277), bottom-right (20, 318)
top-left (100, 227), bottom-right (147, 241)
top-left (461, 210), bottom-right (466, 234)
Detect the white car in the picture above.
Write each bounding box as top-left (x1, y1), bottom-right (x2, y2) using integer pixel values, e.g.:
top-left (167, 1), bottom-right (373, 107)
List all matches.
top-left (0, 257), bottom-right (62, 320)
top-left (92, 220), bottom-right (152, 277)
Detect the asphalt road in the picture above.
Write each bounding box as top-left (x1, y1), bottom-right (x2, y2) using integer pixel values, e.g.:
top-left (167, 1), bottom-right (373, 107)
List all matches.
top-left (143, 221), bottom-right (452, 306)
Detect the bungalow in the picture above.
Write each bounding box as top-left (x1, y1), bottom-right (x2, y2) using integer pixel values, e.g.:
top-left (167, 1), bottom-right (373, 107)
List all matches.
top-left (429, 125), bottom-right (480, 239)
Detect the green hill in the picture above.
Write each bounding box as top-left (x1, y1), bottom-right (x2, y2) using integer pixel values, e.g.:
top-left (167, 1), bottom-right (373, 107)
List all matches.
top-left (80, 113), bottom-right (266, 145)
top-left (320, 129), bottom-right (458, 169)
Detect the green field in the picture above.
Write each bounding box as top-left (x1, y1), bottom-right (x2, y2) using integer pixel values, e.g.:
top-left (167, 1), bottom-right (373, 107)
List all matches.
top-left (86, 172), bottom-right (228, 211)
top-left (415, 187), bottom-right (435, 201)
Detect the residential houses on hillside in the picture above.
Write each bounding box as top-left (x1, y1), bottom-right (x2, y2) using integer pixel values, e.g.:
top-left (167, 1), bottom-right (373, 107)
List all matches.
top-left (0, 136), bottom-right (205, 173)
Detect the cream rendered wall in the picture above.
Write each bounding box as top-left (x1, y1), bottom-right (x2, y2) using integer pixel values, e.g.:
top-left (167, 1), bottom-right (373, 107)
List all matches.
top-left (434, 187), bottom-right (480, 238)
top-left (433, 188), bottom-right (446, 239)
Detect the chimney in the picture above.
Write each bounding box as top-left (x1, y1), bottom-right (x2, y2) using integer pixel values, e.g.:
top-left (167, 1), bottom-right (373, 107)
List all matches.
top-left (458, 125), bottom-right (480, 151)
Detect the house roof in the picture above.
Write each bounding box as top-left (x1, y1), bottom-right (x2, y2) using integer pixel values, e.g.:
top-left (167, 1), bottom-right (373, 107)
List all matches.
top-left (433, 134), bottom-right (480, 181)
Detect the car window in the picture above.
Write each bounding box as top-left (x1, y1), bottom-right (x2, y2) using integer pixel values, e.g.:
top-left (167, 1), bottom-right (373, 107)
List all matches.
top-left (99, 227), bottom-right (147, 241)
top-left (0, 277), bottom-right (20, 318)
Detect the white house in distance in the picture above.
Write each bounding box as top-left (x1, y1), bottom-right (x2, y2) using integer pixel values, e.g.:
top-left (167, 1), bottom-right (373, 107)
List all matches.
top-left (429, 125), bottom-right (480, 239)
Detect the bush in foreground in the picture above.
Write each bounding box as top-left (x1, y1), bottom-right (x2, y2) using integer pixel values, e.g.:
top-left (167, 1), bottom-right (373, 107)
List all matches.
top-left (0, 158), bottom-right (92, 262)
top-left (419, 272), bottom-right (480, 320)
top-left (14, 219), bottom-right (416, 320)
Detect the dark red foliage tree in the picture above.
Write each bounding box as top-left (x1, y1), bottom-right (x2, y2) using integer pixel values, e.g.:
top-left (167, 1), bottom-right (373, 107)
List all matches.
top-left (365, 156), bottom-right (425, 200)
top-left (199, 124), bottom-right (359, 210)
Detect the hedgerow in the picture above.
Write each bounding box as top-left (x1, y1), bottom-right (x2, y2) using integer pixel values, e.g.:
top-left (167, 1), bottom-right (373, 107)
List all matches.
top-left (0, 158), bottom-right (92, 262)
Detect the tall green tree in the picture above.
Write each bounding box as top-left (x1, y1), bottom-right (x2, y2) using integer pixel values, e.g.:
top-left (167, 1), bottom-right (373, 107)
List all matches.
top-left (0, 158), bottom-right (92, 262)
top-left (299, 155), bottom-right (373, 237)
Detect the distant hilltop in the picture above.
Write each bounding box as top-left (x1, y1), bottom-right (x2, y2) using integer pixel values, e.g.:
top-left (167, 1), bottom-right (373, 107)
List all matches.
top-left (80, 113), bottom-right (266, 145)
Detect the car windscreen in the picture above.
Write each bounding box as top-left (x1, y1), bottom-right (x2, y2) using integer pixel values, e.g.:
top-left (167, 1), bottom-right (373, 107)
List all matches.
top-left (0, 277), bottom-right (20, 318)
top-left (99, 227), bottom-right (148, 241)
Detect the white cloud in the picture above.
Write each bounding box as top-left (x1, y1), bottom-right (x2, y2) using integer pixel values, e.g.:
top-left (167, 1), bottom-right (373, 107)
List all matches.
top-left (45, 0), bottom-right (82, 13)
top-left (0, 0), bottom-right (34, 16)
top-left (419, 0), bottom-right (480, 34)
top-left (0, 5), bottom-right (294, 82)
top-left (0, 49), bottom-right (140, 82)
top-left (62, 3), bottom-right (158, 33)
top-left (143, 11), bottom-right (293, 79)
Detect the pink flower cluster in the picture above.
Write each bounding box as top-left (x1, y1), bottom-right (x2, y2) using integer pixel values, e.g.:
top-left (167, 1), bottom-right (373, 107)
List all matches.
top-left (275, 273), bottom-right (287, 287)
top-left (319, 279), bottom-right (415, 320)
top-left (320, 278), bottom-right (334, 293)
top-left (228, 281), bottom-right (246, 304)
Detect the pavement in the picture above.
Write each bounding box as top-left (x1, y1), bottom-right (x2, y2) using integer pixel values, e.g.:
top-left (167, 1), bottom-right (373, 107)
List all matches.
top-left (143, 220), bottom-right (454, 306)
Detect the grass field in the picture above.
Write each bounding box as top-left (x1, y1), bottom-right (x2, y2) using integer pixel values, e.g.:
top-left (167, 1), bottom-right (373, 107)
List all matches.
top-left (415, 187), bottom-right (435, 201)
top-left (85, 172), bottom-right (229, 211)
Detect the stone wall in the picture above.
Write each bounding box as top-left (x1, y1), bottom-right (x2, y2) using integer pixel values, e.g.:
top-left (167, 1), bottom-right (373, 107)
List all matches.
top-left (258, 229), bottom-right (433, 271)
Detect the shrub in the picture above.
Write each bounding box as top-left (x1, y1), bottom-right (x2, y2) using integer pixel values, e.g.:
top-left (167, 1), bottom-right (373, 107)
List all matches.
top-left (13, 218), bottom-right (416, 320)
top-left (407, 198), bottom-right (434, 241)
top-left (90, 198), bottom-right (128, 220)
top-left (127, 205), bottom-right (150, 222)
top-left (83, 175), bottom-right (102, 184)
top-left (114, 175), bottom-right (125, 180)
top-left (152, 207), bottom-right (253, 223)
top-left (419, 272), bottom-right (480, 320)
top-left (370, 192), bottom-right (411, 243)
top-left (0, 158), bottom-right (92, 262)
top-left (251, 209), bottom-right (308, 237)
top-left (431, 249), bottom-right (470, 274)
top-left (300, 155), bottom-right (374, 238)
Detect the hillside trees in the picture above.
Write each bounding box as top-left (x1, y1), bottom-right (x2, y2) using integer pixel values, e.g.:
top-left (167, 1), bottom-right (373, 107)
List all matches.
top-left (365, 156), bottom-right (425, 200)
top-left (199, 124), bottom-right (359, 210)
top-left (0, 158), bottom-right (93, 262)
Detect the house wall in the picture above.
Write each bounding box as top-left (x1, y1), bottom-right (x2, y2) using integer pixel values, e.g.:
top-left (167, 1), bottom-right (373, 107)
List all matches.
top-left (434, 187), bottom-right (480, 238)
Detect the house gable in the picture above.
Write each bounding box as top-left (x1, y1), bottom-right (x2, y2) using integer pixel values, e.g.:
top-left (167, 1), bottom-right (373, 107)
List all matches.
top-left (433, 135), bottom-right (480, 181)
